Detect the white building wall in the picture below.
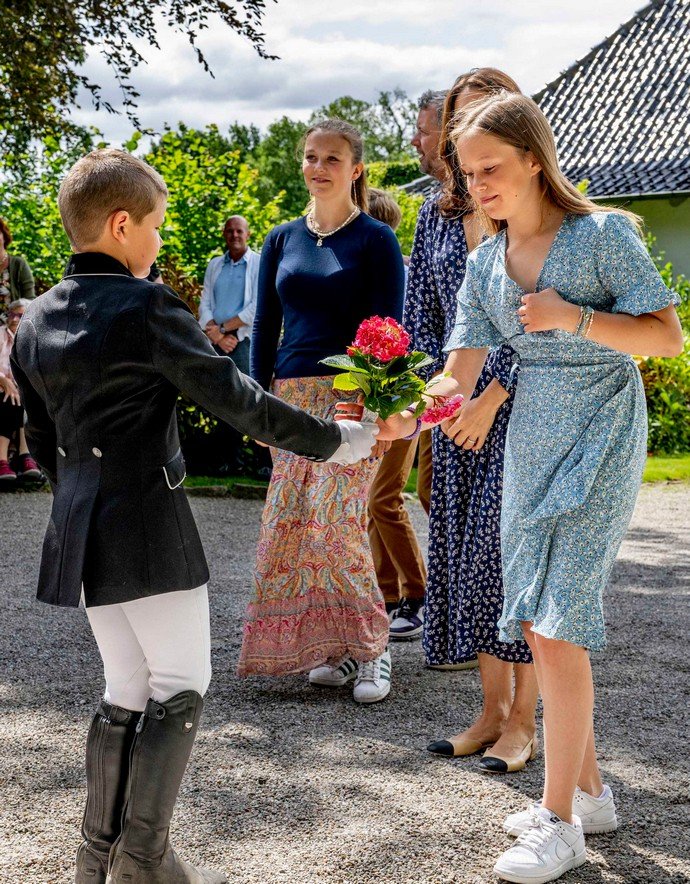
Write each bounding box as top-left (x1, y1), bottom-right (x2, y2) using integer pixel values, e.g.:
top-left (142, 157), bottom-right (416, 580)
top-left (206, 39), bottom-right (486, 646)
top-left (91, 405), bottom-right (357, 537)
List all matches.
top-left (610, 195), bottom-right (690, 278)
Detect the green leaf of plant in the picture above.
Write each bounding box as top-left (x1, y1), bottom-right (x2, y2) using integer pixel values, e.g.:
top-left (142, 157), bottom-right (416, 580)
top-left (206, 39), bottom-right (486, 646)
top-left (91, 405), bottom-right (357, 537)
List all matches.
top-left (332, 372), bottom-right (361, 391)
top-left (320, 355), bottom-right (359, 370)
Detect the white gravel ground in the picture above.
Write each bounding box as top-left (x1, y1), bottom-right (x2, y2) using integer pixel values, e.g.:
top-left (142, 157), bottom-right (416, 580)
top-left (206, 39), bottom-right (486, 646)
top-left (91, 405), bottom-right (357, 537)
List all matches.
top-left (1, 483), bottom-right (688, 884)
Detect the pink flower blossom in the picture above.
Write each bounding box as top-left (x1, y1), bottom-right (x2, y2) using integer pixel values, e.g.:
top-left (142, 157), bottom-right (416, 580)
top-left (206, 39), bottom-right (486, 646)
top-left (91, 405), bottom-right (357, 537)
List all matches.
top-left (421, 394), bottom-right (464, 424)
top-left (347, 316), bottom-right (411, 363)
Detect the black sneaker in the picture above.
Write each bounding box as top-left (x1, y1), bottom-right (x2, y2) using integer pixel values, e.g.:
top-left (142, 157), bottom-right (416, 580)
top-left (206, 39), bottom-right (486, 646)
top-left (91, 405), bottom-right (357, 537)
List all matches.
top-left (389, 598), bottom-right (424, 641)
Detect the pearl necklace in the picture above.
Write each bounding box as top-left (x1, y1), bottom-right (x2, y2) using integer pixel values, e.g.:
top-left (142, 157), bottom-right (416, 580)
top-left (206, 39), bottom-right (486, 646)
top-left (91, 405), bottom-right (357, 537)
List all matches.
top-left (306, 206), bottom-right (360, 246)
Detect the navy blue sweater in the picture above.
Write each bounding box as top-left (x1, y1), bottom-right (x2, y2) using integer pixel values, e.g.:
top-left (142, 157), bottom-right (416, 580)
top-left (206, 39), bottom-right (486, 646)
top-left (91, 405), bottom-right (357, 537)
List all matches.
top-left (250, 213), bottom-right (405, 390)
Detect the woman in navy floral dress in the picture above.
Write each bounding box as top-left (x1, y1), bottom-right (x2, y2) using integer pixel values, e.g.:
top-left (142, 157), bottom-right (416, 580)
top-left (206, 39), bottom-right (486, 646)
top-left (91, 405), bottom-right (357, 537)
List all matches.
top-left (405, 69), bottom-right (538, 772)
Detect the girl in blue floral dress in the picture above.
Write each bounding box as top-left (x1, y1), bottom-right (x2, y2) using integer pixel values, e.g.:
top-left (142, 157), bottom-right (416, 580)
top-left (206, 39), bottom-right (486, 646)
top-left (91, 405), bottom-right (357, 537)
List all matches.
top-left (392, 92), bottom-right (682, 883)
top-left (406, 69), bottom-right (538, 774)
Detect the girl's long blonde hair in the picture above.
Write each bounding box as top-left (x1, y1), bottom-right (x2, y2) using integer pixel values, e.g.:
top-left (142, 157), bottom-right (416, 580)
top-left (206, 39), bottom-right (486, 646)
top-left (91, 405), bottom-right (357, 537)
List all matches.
top-left (451, 92), bottom-right (642, 235)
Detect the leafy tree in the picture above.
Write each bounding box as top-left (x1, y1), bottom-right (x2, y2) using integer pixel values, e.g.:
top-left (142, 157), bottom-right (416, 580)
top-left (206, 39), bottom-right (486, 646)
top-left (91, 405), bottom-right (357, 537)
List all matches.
top-left (0, 133), bottom-right (99, 288)
top-left (145, 125), bottom-right (284, 287)
top-left (367, 159), bottom-right (422, 189)
top-left (392, 189), bottom-right (425, 255)
top-left (254, 116), bottom-right (309, 219)
top-left (312, 89), bottom-right (417, 162)
top-left (227, 122), bottom-right (263, 163)
top-left (1, 0), bottom-right (277, 153)
top-left (0, 125), bottom-right (284, 298)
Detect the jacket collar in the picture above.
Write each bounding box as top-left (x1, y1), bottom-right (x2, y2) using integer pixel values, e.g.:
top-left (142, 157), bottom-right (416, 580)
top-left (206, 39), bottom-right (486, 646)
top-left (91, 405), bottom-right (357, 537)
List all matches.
top-left (223, 247), bottom-right (251, 266)
top-left (64, 252), bottom-right (135, 278)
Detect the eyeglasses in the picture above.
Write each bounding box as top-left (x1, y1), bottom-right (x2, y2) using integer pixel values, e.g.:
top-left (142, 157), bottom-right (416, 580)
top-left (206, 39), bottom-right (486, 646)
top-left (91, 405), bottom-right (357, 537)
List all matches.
top-left (7, 311), bottom-right (23, 319)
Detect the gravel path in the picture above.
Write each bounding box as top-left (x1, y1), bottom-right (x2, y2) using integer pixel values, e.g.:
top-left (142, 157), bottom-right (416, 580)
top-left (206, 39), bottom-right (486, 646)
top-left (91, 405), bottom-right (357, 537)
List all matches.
top-left (1, 484), bottom-right (688, 884)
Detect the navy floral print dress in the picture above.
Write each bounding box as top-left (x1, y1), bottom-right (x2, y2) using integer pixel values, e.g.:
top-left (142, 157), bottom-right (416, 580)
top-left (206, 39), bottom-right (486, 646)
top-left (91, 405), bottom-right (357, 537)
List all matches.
top-left (404, 194), bottom-right (532, 665)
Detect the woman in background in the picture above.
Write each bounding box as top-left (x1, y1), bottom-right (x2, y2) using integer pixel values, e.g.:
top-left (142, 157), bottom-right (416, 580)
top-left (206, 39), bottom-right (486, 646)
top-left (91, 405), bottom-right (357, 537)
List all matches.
top-left (405, 69), bottom-right (538, 773)
top-left (0, 299), bottom-right (41, 480)
top-left (0, 218), bottom-right (35, 318)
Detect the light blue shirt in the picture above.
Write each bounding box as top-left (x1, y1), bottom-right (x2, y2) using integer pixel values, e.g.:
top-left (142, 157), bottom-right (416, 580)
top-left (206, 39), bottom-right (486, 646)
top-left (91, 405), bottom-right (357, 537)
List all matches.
top-left (212, 252), bottom-right (247, 325)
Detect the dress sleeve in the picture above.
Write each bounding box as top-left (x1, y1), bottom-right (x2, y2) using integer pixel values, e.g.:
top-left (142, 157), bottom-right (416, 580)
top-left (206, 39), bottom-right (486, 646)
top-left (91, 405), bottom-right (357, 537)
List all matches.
top-left (403, 199), bottom-right (446, 380)
top-left (250, 230), bottom-right (284, 390)
top-left (486, 343), bottom-right (519, 393)
top-left (145, 284), bottom-right (341, 461)
top-left (597, 213), bottom-right (679, 315)
top-left (368, 224), bottom-right (405, 322)
top-left (444, 256), bottom-right (505, 351)
top-left (15, 256), bottom-right (36, 300)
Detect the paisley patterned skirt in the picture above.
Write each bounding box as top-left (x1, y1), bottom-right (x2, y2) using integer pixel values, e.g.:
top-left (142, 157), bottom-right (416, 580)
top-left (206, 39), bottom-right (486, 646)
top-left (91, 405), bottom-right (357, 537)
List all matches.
top-left (238, 376), bottom-right (388, 677)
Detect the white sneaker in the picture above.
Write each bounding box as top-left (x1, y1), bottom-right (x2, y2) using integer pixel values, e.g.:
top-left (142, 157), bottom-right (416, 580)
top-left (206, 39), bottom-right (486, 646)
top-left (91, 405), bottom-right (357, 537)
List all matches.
top-left (353, 650), bottom-right (391, 704)
top-left (494, 807), bottom-right (586, 883)
top-left (308, 656), bottom-right (358, 687)
top-left (504, 785), bottom-right (618, 837)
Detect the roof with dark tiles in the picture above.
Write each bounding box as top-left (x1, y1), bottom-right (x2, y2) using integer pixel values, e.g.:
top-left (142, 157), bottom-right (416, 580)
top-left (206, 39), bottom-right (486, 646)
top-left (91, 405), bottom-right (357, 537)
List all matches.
top-left (403, 0), bottom-right (690, 200)
top-left (536, 0), bottom-right (690, 198)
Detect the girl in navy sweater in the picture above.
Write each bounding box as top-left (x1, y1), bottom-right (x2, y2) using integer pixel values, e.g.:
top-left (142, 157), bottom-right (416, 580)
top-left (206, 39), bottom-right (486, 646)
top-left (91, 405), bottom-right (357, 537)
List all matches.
top-left (239, 119), bottom-right (405, 704)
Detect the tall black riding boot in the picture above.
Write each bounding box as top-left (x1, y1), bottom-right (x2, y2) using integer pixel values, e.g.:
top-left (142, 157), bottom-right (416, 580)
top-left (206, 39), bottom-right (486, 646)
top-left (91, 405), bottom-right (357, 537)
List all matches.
top-left (75, 701), bottom-right (139, 883)
top-left (106, 690), bottom-right (227, 884)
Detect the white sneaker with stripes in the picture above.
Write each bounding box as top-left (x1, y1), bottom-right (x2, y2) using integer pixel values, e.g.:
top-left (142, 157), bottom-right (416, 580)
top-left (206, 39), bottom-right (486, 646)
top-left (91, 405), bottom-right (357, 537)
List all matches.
top-left (353, 649), bottom-right (392, 704)
top-left (308, 656), bottom-right (358, 686)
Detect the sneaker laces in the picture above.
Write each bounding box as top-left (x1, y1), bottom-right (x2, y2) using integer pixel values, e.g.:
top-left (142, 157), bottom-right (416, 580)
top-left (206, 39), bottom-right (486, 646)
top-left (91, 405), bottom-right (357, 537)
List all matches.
top-left (396, 598), bottom-right (420, 621)
top-left (357, 659), bottom-right (380, 683)
top-left (514, 815), bottom-right (559, 856)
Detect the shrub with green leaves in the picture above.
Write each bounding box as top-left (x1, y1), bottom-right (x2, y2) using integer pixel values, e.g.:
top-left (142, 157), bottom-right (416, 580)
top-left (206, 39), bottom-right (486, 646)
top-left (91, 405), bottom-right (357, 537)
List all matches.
top-left (638, 241), bottom-right (690, 454)
top-left (367, 159), bottom-right (421, 189)
top-left (145, 125), bottom-right (284, 289)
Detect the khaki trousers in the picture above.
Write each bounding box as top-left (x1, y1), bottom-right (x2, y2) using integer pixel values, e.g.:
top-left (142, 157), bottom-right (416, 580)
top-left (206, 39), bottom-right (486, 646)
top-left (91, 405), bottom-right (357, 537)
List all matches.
top-left (367, 432), bottom-right (432, 604)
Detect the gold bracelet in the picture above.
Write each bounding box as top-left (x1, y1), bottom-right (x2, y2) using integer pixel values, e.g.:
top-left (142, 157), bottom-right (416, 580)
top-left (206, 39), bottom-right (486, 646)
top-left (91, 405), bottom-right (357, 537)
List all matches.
top-left (584, 310), bottom-right (595, 338)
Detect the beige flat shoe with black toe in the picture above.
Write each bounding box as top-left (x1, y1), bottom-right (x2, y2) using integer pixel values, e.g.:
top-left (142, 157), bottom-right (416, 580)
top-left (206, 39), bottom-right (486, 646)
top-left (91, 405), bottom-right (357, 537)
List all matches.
top-left (478, 736), bottom-right (539, 773)
top-left (427, 733), bottom-right (495, 757)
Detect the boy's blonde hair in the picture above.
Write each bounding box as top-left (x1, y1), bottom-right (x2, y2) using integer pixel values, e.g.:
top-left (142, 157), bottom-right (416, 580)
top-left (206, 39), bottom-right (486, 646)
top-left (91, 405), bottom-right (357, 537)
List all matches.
top-left (451, 92), bottom-right (642, 235)
top-left (367, 188), bottom-right (402, 231)
top-left (58, 148), bottom-right (168, 250)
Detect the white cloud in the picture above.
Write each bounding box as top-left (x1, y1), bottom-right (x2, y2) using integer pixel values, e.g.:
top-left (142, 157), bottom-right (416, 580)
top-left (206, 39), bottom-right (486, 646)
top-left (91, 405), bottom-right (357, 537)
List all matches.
top-left (70, 0), bottom-right (644, 143)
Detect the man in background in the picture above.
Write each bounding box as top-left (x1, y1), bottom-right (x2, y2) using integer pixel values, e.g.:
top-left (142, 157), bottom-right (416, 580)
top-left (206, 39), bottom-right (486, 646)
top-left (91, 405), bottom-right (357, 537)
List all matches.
top-left (199, 215), bottom-right (259, 375)
top-left (199, 215), bottom-right (262, 475)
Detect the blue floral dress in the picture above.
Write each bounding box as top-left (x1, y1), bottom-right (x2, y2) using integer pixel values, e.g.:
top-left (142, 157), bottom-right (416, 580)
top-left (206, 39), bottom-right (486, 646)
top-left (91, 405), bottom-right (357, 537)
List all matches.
top-left (445, 212), bottom-right (678, 650)
top-left (405, 194), bottom-right (532, 665)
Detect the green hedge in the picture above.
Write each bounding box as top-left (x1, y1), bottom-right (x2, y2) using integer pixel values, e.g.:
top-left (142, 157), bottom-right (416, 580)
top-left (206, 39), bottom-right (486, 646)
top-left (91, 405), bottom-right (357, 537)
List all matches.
top-left (639, 243), bottom-right (690, 455)
top-left (367, 159), bottom-right (423, 188)
top-left (1, 140), bottom-right (687, 456)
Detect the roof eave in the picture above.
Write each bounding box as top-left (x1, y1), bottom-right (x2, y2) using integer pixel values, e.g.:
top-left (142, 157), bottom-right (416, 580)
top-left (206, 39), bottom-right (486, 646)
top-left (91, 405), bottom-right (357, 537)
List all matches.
top-left (533, 0), bottom-right (663, 101)
top-left (591, 190), bottom-right (690, 201)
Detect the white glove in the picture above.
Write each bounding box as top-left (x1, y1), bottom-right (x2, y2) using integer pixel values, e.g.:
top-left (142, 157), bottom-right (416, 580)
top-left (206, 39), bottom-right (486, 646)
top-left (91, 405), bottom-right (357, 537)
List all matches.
top-left (326, 419), bottom-right (379, 465)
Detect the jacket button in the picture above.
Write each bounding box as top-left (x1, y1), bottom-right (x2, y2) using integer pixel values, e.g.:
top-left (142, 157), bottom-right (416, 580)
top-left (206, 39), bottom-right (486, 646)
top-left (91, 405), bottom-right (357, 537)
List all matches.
top-left (58, 447), bottom-right (66, 457)
top-left (92, 447), bottom-right (102, 458)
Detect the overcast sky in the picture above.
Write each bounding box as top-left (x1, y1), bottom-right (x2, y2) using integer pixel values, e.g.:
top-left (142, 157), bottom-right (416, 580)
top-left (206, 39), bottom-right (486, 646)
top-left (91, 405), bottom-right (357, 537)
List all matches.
top-left (73, 0), bottom-right (646, 142)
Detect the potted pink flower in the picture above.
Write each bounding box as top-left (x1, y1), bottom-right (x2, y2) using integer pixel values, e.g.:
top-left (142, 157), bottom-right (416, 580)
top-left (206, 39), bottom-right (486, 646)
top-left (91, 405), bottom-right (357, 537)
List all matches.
top-left (321, 316), bottom-right (463, 423)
